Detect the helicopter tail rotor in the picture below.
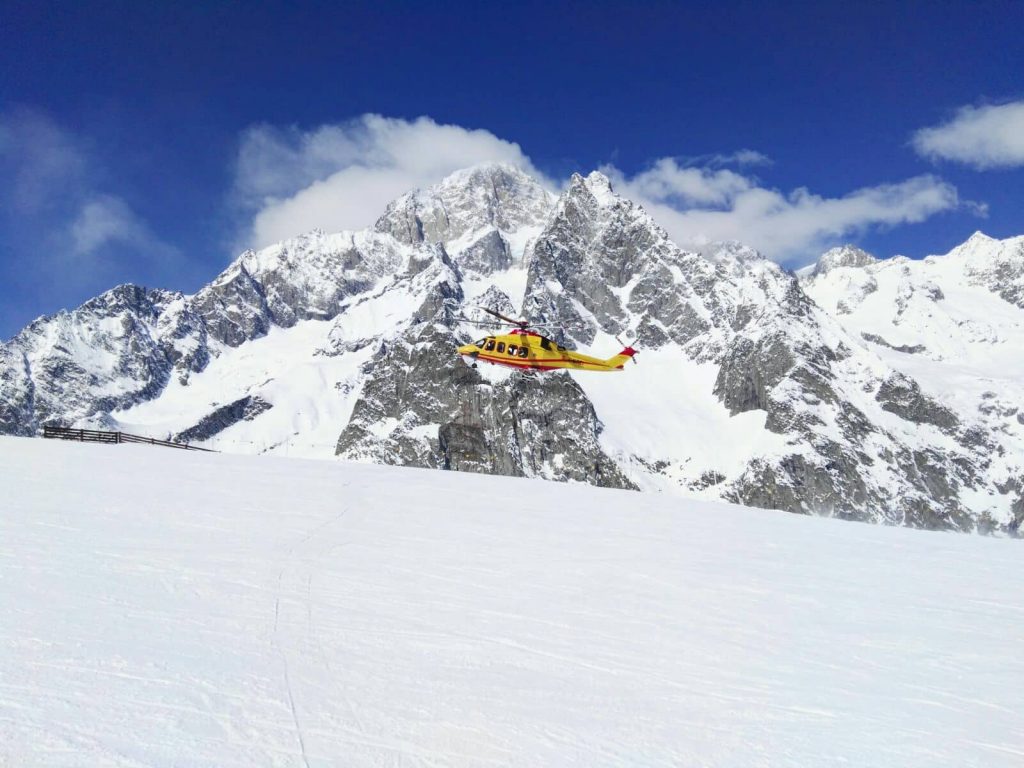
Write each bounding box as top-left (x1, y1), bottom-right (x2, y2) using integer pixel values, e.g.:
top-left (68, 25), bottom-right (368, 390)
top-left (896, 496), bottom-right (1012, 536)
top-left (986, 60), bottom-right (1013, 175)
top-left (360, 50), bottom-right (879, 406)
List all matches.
top-left (615, 334), bottom-right (639, 365)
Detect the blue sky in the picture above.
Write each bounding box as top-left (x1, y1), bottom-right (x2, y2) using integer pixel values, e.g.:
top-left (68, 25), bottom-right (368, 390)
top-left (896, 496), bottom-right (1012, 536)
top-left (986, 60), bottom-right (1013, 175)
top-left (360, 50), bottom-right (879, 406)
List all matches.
top-left (2, 1), bottom-right (1023, 339)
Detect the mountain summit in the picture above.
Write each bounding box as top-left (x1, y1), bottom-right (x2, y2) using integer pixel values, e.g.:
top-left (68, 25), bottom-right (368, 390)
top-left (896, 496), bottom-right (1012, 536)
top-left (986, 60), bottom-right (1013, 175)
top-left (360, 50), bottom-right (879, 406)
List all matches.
top-left (2, 164), bottom-right (1022, 533)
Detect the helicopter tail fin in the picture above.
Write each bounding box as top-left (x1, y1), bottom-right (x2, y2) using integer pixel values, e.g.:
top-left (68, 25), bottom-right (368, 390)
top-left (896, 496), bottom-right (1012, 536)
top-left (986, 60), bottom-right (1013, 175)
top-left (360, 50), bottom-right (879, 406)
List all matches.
top-left (605, 346), bottom-right (637, 370)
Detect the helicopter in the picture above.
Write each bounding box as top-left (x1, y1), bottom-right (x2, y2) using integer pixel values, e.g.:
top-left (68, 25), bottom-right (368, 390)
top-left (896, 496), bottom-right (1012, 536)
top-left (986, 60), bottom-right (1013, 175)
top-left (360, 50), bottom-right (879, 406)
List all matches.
top-left (456, 308), bottom-right (637, 372)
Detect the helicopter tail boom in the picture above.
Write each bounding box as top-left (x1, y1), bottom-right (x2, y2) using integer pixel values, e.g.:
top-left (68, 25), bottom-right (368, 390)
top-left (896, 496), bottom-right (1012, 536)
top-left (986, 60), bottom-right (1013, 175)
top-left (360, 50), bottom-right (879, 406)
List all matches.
top-left (603, 346), bottom-right (637, 369)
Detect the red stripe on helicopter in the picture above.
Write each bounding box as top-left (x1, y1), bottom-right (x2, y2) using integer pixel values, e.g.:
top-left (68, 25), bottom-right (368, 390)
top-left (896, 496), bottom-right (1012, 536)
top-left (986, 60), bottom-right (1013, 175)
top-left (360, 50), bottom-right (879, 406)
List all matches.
top-left (466, 353), bottom-right (612, 370)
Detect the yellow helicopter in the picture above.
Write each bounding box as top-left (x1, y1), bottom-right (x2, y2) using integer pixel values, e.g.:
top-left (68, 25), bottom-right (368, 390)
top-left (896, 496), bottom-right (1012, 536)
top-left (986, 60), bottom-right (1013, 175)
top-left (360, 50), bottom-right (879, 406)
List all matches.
top-left (456, 308), bottom-right (637, 372)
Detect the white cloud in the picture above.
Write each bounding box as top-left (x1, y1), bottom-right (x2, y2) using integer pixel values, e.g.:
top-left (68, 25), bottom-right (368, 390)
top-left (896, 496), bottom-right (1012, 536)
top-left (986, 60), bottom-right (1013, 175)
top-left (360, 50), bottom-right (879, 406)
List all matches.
top-left (70, 195), bottom-right (173, 258)
top-left (699, 149), bottom-right (773, 167)
top-left (236, 114), bottom-right (552, 248)
top-left (0, 108), bottom-right (88, 213)
top-left (0, 108), bottom-right (180, 290)
top-left (605, 162), bottom-right (963, 262)
top-left (233, 113), bottom-right (969, 264)
top-left (613, 158), bottom-right (755, 207)
top-left (727, 149), bottom-right (772, 166)
top-left (912, 101), bottom-right (1024, 169)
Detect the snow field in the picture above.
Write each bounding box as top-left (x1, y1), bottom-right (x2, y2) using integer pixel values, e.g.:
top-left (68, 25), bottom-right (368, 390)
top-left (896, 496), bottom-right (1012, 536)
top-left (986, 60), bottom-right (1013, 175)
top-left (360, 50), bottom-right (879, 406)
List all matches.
top-left (574, 344), bottom-right (790, 492)
top-left (1, 436), bottom-right (1023, 767)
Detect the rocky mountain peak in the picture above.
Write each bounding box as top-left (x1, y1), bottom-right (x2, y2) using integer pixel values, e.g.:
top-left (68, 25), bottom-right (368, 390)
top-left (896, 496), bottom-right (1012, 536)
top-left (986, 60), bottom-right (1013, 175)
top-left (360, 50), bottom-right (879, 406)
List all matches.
top-left (560, 170), bottom-right (618, 209)
top-left (700, 241), bottom-right (767, 266)
top-left (941, 232), bottom-right (1024, 308)
top-left (810, 245), bottom-right (878, 277)
top-left (700, 243), bottom-right (770, 280)
top-left (583, 169), bottom-right (616, 199)
top-left (947, 230), bottom-right (1022, 260)
top-left (436, 161), bottom-right (540, 190)
top-left (945, 230), bottom-right (999, 264)
top-left (373, 163), bottom-right (555, 276)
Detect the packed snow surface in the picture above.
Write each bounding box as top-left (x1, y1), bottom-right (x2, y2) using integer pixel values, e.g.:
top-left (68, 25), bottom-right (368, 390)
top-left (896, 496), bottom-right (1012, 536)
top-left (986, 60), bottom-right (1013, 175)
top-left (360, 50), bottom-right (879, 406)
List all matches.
top-left (2, 437), bottom-right (1022, 767)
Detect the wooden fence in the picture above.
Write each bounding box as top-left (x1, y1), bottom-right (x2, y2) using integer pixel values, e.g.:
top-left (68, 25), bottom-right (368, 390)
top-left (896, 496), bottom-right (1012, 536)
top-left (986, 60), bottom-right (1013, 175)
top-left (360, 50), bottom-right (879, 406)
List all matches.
top-left (42, 425), bottom-right (216, 452)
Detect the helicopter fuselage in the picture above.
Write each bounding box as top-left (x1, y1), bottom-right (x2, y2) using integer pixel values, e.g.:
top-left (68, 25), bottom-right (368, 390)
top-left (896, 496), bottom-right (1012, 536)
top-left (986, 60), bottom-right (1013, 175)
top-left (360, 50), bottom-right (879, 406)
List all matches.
top-left (457, 329), bottom-right (635, 372)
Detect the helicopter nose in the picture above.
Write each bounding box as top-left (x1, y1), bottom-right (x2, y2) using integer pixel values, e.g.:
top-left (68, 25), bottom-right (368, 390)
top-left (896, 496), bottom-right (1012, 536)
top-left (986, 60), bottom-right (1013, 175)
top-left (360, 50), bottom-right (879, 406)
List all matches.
top-left (457, 343), bottom-right (476, 356)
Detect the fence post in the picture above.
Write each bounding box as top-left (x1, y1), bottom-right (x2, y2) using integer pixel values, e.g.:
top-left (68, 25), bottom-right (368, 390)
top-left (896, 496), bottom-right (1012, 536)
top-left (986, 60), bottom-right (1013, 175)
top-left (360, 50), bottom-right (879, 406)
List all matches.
top-left (78, 428), bottom-right (84, 442)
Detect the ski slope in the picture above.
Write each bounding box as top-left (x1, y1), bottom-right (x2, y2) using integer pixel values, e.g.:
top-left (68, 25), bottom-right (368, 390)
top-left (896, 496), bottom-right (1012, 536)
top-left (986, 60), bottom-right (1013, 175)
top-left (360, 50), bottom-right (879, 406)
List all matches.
top-left (2, 437), bottom-right (1022, 767)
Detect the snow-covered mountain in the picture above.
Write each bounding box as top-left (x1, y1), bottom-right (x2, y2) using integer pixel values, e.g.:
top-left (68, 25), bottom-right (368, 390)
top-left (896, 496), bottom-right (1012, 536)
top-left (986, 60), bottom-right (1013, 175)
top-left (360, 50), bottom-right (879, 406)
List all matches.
top-left (2, 163), bottom-right (1022, 533)
top-left (799, 233), bottom-right (1024, 532)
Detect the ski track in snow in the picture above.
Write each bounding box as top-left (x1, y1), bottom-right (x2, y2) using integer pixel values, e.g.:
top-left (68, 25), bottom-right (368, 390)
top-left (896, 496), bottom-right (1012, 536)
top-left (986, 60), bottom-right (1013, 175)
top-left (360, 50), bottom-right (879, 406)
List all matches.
top-left (1, 436), bottom-right (1023, 767)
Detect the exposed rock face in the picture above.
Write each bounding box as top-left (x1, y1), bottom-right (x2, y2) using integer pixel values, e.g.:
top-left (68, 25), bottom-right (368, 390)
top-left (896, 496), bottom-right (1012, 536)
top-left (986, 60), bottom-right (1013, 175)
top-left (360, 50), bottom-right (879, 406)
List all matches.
top-left (726, 453), bottom-right (871, 520)
top-left (860, 333), bottom-right (926, 355)
top-left (156, 297), bottom-right (211, 383)
top-left (192, 231), bottom-right (409, 346)
top-left (174, 396), bottom-right (272, 444)
top-left (376, 164), bottom-right (551, 246)
top-left (335, 323), bottom-right (634, 489)
top-left (523, 172), bottom-right (739, 356)
top-left (875, 374), bottom-right (959, 433)
top-left (3, 164), bottom-right (1023, 534)
top-left (1012, 495), bottom-right (1024, 535)
top-left (0, 345), bottom-right (34, 436)
top-left (1, 285), bottom-right (182, 432)
top-left (713, 333), bottom-right (796, 415)
top-left (375, 163), bottom-right (555, 275)
top-left (499, 371), bottom-right (635, 488)
top-left (190, 262), bottom-right (272, 348)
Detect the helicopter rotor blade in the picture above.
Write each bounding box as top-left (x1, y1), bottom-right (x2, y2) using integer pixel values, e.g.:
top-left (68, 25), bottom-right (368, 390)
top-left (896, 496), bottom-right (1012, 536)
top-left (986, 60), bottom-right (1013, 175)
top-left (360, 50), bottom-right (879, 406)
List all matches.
top-left (454, 316), bottom-right (508, 328)
top-left (479, 307), bottom-right (578, 329)
top-left (469, 306), bottom-right (583, 334)
top-left (457, 313), bottom-right (543, 329)
top-left (480, 307), bottom-right (528, 327)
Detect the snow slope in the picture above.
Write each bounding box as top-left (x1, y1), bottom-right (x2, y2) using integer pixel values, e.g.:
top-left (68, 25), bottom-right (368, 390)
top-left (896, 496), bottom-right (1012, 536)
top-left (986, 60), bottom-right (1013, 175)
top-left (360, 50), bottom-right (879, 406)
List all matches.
top-left (802, 235), bottom-right (1024, 525)
top-left (2, 436), bottom-right (1022, 767)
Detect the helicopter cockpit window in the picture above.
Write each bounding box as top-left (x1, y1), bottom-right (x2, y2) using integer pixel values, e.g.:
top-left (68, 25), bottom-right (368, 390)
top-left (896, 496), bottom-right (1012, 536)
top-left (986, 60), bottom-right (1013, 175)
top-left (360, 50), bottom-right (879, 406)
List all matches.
top-left (484, 339), bottom-right (496, 351)
top-left (508, 344), bottom-right (518, 356)
top-left (474, 338), bottom-right (487, 348)
top-left (497, 342), bottom-right (506, 353)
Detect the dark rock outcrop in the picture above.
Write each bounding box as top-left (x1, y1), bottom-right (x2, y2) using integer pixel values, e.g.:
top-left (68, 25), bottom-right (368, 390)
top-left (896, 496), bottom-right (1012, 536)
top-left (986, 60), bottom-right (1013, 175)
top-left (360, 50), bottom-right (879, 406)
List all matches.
top-left (174, 396), bottom-right (272, 444)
